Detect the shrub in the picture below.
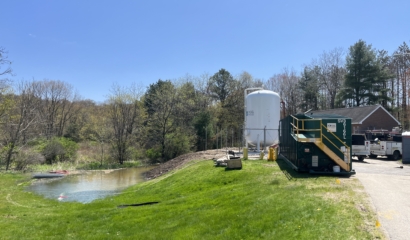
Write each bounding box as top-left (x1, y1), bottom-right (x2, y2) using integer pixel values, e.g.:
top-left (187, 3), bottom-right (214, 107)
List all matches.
top-left (40, 137), bottom-right (79, 164)
top-left (58, 137), bottom-right (78, 160)
top-left (128, 147), bottom-right (145, 161)
top-left (164, 131), bottom-right (195, 160)
top-left (42, 140), bottom-right (65, 164)
top-left (145, 147), bottom-right (161, 163)
top-left (13, 148), bottom-right (45, 171)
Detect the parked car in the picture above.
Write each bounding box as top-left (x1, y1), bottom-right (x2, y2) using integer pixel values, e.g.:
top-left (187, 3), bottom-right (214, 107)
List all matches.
top-left (352, 134), bottom-right (370, 161)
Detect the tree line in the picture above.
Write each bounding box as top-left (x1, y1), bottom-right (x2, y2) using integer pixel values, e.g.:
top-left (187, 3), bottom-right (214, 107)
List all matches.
top-left (0, 39), bottom-right (409, 169)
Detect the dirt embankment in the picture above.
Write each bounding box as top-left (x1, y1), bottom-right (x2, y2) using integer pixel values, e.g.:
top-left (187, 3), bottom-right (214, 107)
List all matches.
top-left (143, 149), bottom-right (230, 179)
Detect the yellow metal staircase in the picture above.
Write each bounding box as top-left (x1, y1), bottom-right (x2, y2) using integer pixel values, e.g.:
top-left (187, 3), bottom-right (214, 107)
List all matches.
top-left (314, 142), bottom-right (350, 171)
top-left (291, 115), bottom-right (351, 172)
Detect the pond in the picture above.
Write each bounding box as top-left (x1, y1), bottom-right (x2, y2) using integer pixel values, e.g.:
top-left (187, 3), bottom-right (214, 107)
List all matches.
top-left (27, 167), bottom-right (154, 203)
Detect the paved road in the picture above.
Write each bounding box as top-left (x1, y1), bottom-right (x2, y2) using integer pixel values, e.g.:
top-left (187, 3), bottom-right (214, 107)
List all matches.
top-left (353, 157), bottom-right (410, 240)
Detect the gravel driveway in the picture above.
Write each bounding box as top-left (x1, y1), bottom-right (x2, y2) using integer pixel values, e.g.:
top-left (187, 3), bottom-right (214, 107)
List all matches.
top-left (353, 157), bottom-right (410, 240)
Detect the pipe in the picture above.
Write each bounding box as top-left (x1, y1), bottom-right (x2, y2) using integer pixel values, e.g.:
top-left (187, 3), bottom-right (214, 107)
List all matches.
top-left (280, 100), bottom-right (286, 119)
top-left (257, 134), bottom-right (260, 152)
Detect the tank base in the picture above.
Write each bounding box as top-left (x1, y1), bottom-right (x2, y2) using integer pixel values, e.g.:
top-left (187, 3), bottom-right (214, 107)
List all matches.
top-left (280, 154), bottom-right (356, 176)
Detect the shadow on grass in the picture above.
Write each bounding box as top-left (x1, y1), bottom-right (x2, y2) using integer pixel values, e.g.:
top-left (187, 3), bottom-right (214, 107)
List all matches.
top-left (275, 158), bottom-right (319, 181)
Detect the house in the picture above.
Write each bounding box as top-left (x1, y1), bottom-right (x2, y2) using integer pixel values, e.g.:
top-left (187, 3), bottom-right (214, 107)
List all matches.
top-left (307, 105), bottom-right (401, 134)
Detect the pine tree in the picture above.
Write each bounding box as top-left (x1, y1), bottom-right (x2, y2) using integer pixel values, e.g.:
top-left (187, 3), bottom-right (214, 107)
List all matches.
top-left (337, 40), bottom-right (391, 107)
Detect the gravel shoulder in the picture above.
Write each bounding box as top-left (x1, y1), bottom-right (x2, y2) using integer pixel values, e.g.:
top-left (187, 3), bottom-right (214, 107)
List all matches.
top-left (353, 157), bottom-right (410, 240)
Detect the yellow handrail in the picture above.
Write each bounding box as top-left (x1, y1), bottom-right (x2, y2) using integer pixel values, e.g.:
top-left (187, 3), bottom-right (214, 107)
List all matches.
top-left (290, 115), bottom-right (350, 164)
top-left (321, 123), bottom-right (349, 149)
top-left (290, 115), bottom-right (322, 142)
top-left (320, 123), bottom-right (350, 164)
top-left (322, 134), bottom-right (350, 163)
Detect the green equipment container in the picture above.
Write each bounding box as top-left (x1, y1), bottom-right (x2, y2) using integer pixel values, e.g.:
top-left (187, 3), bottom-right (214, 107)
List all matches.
top-left (279, 113), bottom-right (354, 175)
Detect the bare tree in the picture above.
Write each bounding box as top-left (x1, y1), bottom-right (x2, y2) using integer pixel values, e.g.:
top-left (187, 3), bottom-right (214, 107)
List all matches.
top-left (186, 72), bottom-right (212, 109)
top-left (2, 81), bottom-right (40, 170)
top-left (0, 47), bottom-right (14, 119)
top-left (317, 48), bottom-right (346, 109)
top-left (374, 50), bottom-right (394, 110)
top-left (392, 42), bottom-right (410, 129)
top-left (266, 68), bottom-right (301, 115)
top-left (0, 47), bottom-right (12, 84)
top-left (33, 80), bottom-right (80, 139)
top-left (265, 74), bottom-right (281, 93)
top-left (107, 83), bottom-right (144, 164)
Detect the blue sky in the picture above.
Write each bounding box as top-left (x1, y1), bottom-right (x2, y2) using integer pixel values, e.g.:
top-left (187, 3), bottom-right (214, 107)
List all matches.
top-left (1, 0), bottom-right (409, 102)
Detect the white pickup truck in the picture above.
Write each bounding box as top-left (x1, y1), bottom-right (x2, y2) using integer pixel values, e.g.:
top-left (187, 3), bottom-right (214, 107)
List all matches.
top-left (352, 134), bottom-right (370, 161)
top-left (370, 140), bottom-right (402, 160)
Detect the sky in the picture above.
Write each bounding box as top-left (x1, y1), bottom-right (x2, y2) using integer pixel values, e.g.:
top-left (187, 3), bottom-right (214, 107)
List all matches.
top-left (1, 0), bottom-right (409, 103)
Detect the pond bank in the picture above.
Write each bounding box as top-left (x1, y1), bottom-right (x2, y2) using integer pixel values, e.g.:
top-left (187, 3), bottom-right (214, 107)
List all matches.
top-left (143, 149), bottom-right (229, 179)
top-left (28, 166), bottom-right (155, 203)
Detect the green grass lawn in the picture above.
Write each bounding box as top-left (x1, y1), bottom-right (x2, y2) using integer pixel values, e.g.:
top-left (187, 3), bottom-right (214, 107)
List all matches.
top-left (0, 159), bottom-right (384, 239)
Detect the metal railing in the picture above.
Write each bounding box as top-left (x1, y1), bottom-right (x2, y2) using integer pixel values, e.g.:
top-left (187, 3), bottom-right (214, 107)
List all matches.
top-left (290, 115), bottom-right (350, 163)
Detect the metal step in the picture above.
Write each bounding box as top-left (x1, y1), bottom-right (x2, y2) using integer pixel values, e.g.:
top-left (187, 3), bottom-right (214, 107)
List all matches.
top-left (314, 142), bottom-right (350, 171)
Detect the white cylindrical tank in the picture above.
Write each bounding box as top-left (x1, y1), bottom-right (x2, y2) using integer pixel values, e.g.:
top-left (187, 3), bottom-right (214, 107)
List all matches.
top-left (245, 90), bottom-right (280, 147)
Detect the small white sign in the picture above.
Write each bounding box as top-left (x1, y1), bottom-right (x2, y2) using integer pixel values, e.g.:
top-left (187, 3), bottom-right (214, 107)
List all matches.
top-left (312, 156), bottom-right (318, 167)
top-left (327, 123), bottom-right (336, 132)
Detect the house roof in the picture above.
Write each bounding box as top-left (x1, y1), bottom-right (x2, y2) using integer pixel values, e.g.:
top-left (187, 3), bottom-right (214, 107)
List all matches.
top-left (307, 105), bottom-right (401, 125)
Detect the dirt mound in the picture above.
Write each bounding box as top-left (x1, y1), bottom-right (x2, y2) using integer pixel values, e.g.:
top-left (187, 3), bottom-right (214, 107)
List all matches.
top-left (143, 149), bottom-right (230, 179)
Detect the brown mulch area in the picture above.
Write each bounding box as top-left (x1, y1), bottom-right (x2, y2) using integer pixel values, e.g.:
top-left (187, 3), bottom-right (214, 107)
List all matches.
top-left (143, 149), bottom-right (230, 180)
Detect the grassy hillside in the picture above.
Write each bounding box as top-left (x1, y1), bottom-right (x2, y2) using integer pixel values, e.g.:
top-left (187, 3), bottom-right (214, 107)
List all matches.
top-left (0, 159), bottom-right (384, 239)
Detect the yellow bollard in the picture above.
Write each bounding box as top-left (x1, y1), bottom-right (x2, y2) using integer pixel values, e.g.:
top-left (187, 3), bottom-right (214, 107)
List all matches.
top-left (259, 151), bottom-right (265, 160)
top-left (243, 147), bottom-right (248, 160)
top-left (273, 148), bottom-right (277, 161)
top-left (268, 148), bottom-right (274, 161)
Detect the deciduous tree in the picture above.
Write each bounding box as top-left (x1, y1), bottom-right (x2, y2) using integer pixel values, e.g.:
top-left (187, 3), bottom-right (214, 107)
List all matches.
top-left (144, 80), bottom-right (180, 161)
top-left (2, 81), bottom-right (40, 170)
top-left (299, 66), bottom-right (320, 111)
top-left (107, 83), bottom-right (143, 164)
top-left (0, 47), bottom-right (12, 85)
top-left (392, 42), bottom-right (410, 129)
top-left (266, 68), bottom-right (301, 115)
top-left (317, 48), bottom-right (346, 109)
top-left (33, 80), bottom-right (80, 138)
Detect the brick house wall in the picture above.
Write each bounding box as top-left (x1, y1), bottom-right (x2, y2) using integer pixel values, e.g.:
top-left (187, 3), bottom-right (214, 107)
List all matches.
top-left (353, 108), bottom-right (399, 133)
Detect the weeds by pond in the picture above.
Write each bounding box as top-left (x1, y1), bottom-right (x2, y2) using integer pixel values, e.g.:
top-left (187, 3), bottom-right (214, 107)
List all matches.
top-left (25, 160), bottom-right (145, 173)
top-left (0, 159), bottom-right (385, 239)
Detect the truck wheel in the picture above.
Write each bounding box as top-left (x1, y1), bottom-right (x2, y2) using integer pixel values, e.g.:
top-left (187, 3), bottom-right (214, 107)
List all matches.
top-left (358, 156), bottom-right (364, 161)
top-left (369, 154), bottom-right (377, 159)
top-left (392, 150), bottom-right (401, 160)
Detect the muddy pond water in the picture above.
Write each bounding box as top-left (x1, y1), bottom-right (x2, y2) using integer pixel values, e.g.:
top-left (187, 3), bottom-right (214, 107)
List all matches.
top-left (27, 167), bottom-right (154, 203)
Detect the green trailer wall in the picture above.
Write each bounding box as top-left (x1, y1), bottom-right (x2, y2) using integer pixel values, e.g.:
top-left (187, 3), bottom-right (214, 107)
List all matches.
top-left (279, 113), bottom-right (352, 173)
